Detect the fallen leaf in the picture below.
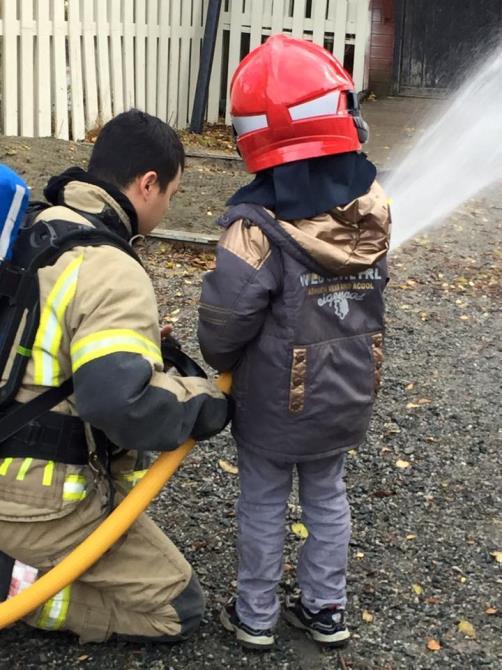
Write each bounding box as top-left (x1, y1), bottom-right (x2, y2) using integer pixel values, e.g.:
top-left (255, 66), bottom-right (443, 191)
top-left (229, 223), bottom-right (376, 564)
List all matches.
top-left (491, 551), bottom-right (502, 563)
top-left (405, 383), bottom-right (415, 391)
top-left (291, 522), bottom-right (309, 539)
top-left (362, 610), bottom-right (374, 623)
top-left (283, 563), bottom-right (294, 573)
top-left (407, 398), bottom-right (431, 409)
top-left (457, 619), bottom-right (476, 638)
top-left (425, 596), bottom-right (440, 605)
top-left (355, 551), bottom-right (365, 559)
top-left (218, 459), bottom-right (238, 475)
top-left (406, 534), bottom-right (417, 540)
top-left (427, 639), bottom-right (441, 651)
top-left (77, 656), bottom-right (90, 662)
top-left (485, 607), bottom-right (497, 615)
top-left (396, 459), bottom-right (411, 469)
top-left (412, 583), bottom-right (423, 595)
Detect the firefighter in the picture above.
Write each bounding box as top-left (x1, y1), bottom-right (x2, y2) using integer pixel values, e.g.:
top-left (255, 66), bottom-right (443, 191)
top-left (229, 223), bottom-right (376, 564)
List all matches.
top-left (198, 35), bottom-right (391, 649)
top-left (0, 109), bottom-right (230, 643)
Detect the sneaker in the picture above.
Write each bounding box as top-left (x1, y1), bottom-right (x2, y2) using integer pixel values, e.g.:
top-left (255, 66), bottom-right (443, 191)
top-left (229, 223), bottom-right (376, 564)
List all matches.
top-left (284, 594), bottom-right (350, 647)
top-left (220, 601), bottom-right (275, 650)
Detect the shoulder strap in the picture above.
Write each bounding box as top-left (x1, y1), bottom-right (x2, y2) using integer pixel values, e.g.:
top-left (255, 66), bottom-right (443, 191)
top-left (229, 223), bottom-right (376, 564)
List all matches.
top-left (218, 204), bottom-right (327, 276)
top-left (0, 218), bottom-right (142, 437)
top-left (0, 380), bottom-right (73, 443)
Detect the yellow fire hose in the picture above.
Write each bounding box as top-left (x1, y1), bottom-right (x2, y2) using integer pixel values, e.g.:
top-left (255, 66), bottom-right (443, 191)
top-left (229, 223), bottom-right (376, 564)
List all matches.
top-left (0, 372), bottom-right (232, 629)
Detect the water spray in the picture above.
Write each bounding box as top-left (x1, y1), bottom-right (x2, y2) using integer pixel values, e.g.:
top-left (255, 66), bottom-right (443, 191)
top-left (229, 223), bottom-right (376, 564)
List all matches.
top-left (384, 47), bottom-right (502, 250)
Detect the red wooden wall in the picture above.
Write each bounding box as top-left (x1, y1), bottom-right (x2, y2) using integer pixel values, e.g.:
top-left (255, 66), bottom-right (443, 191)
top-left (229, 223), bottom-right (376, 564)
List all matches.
top-left (369, 0), bottom-right (396, 95)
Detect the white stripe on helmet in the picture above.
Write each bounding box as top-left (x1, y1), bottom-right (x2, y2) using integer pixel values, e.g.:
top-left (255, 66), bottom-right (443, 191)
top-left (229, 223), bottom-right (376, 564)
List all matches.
top-left (232, 113), bottom-right (268, 137)
top-left (289, 90), bottom-right (341, 121)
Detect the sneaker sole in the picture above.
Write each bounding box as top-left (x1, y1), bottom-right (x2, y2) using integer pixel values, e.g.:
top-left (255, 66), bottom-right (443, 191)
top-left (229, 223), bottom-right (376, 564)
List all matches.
top-left (284, 610), bottom-right (350, 647)
top-left (220, 608), bottom-right (275, 650)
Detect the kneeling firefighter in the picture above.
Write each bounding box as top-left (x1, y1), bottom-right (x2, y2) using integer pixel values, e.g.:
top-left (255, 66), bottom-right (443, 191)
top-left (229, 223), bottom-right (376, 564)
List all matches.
top-left (0, 110), bottom-right (230, 643)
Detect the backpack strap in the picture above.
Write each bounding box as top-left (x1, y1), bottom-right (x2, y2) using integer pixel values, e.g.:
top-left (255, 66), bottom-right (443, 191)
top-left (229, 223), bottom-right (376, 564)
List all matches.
top-left (0, 379), bottom-right (73, 444)
top-left (0, 220), bottom-right (142, 438)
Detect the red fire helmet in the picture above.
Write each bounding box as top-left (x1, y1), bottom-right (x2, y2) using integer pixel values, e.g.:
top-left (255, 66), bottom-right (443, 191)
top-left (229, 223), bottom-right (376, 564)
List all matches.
top-left (230, 34), bottom-right (368, 173)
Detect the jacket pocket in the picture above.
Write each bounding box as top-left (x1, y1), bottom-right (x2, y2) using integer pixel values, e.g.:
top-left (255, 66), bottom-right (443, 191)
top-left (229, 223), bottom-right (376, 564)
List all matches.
top-left (371, 332), bottom-right (384, 394)
top-left (291, 334), bottom-right (377, 447)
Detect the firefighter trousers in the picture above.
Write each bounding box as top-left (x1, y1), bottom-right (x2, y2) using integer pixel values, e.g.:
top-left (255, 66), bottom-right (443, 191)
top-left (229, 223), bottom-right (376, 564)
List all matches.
top-left (0, 482), bottom-right (205, 643)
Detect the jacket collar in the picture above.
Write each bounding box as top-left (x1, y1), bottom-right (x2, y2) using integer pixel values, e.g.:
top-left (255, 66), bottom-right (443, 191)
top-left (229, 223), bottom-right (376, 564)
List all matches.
top-left (43, 167), bottom-right (138, 240)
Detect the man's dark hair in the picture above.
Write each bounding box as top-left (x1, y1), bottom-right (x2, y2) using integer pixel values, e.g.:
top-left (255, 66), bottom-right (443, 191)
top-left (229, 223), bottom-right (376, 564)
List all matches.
top-left (88, 109), bottom-right (185, 192)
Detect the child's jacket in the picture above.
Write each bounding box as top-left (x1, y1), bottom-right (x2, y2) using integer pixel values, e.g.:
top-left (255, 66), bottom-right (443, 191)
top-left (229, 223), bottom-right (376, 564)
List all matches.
top-left (198, 180), bottom-right (391, 461)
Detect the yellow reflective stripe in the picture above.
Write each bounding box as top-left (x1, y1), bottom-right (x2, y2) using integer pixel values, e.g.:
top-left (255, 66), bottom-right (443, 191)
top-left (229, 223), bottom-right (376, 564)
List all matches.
top-left (33, 254), bottom-right (84, 387)
top-left (120, 469), bottom-right (148, 487)
top-left (71, 328), bottom-right (162, 373)
top-left (0, 458), bottom-right (13, 476)
top-left (42, 461), bottom-right (55, 486)
top-left (36, 585), bottom-right (72, 630)
top-left (16, 458), bottom-right (33, 481)
top-left (63, 474), bottom-right (87, 501)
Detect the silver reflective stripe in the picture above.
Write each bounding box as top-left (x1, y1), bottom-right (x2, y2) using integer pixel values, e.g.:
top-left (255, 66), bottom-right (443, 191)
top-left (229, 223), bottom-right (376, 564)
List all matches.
top-left (289, 90), bottom-right (341, 121)
top-left (232, 113), bottom-right (268, 136)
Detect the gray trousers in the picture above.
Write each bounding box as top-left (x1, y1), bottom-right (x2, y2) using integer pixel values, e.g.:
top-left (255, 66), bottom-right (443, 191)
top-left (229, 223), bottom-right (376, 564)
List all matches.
top-left (235, 446), bottom-right (351, 630)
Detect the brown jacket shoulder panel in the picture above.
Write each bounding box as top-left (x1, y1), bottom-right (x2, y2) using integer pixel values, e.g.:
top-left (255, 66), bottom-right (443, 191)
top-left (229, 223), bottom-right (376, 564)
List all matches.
top-left (219, 219), bottom-right (272, 270)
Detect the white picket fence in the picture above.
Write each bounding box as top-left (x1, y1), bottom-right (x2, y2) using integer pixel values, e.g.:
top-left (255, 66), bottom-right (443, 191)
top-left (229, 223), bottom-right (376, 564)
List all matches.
top-left (0, 0), bottom-right (371, 141)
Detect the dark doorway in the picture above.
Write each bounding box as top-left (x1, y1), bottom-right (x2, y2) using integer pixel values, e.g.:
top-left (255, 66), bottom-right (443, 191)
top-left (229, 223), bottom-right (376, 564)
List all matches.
top-left (394, 0), bottom-right (502, 96)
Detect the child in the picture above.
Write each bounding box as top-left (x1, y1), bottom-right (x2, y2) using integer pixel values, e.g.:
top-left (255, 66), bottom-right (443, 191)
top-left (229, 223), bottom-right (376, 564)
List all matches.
top-left (198, 35), bottom-right (391, 649)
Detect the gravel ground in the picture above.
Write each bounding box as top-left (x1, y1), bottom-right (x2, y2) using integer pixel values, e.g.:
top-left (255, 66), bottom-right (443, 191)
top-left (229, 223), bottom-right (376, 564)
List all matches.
top-left (0, 133), bottom-right (501, 669)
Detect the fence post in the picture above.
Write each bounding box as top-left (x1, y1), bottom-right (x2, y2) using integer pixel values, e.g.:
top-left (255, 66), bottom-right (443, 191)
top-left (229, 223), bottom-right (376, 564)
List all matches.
top-left (190, 0), bottom-right (223, 133)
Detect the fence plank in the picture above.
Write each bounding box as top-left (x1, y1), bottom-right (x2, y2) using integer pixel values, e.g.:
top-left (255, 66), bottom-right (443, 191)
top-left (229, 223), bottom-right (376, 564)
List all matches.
top-left (249, 0), bottom-right (264, 49)
top-left (166, 0), bottom-right (181, 125)
top-left (312, 0), bottom-right (328, 45)
top-left (20, 0), bottom-right (35, 137)
top-left (333, 0), bottom-right (348, 63)
top-left (81, 0), bottom-right (99, 130)
top-left (135, 0), bottom-right (147, 110)
top-left (109, 0), bottom-right (125, 116)
top-left (146, 0), bottom-right (159, 115)
top-left (35, 0), bottom-right (52, 137)
top-left (123, 0), bottom-right (135, 109)
top-left (177, 0), bottom-right (192, 127)
top-left (68, 0), bottom-right (86, 139)
top-left (225, 0), bottom-right (243, 124)
top-left (167, 0), bottom-right (182, 125)
top-left (291, 0), bottom-right (306, 38)
top-left (352, 0), bottom-right (370, 91)
top-left (2, 0), bottom-right (19, 135)
top-left (157, 0), bottom-right (171, 120)
top-left (52, 0), bottom-right (69, 139)
top-left (271, 0), bottom-right (285, 34)
top-left (96, 1), bottom-right (112, 124)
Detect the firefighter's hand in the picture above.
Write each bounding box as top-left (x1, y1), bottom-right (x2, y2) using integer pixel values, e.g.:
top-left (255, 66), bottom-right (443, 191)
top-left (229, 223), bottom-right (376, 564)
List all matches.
top-left (160, 324), bottom-right (173, 339)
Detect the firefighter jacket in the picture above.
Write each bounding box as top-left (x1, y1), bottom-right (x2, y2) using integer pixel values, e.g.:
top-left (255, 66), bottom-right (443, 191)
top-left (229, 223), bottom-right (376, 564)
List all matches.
top-left (0, 169), bottom-right (228, 522)
top-left (198, 180), bottom-right (391, 461)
